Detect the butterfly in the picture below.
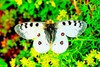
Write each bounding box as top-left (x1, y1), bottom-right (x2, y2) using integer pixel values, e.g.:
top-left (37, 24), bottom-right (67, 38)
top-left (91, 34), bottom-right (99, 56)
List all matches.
top-left (14, 20), bottom-right (87, 54)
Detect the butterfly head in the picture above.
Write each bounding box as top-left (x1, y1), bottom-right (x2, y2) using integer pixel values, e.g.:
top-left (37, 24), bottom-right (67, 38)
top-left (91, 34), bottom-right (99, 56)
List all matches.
top-left (46, 19), bottom-right (54, 24)
top-left (44, 19), bottom-right (56, 33)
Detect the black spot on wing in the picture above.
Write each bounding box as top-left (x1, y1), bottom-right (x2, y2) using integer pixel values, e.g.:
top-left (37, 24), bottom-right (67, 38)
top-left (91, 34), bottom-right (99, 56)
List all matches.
top-left (74, 21), bottom-right (77, 26)
top-left (30, 23), bottom-right (33, 27)
top-left (78, 21), bottom-right (81, 27)
top-left (35, 23), bottom-right (39, 27)
top-left (25, 23), bottom-right (27, 28)
top-left (77, 21), bottom-right (87, 35)
top-left (15, 25), bottom-right (26, 38)
top-left (20, 24), bottom-right (23, 30)
top-left (62, 22), bottom-right (66, 25)
top-left (68, 21), bottom-right (71, 25)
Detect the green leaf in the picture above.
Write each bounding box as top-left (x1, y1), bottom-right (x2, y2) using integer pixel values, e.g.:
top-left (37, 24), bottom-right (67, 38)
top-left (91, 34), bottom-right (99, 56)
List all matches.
top-left (7, 40), bottom-right (16, 47)
top-left (0, 58), bottom-right (8, 67)
top-left (0, 3), bottom-right (13, 10)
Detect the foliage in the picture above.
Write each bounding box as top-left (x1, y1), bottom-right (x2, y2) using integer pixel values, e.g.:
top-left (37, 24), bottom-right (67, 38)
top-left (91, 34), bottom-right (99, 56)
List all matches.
top-left (0, 0), bottom-right (100, 67)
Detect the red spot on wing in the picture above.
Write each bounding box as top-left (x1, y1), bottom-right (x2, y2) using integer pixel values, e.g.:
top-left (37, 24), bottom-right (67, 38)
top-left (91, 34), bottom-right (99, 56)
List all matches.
top-left (61, 32), bottom-right (65, 36)
top-left (37, 33), bottom-right (40, 37)
top-left (60, 41), bottom-right (63, 45)
top-left (38, 41), bottom-right (42, 45)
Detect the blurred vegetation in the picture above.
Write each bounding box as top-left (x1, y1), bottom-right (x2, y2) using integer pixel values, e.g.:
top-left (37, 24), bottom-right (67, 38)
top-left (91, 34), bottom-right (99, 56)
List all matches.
top-left (0, 0), bottom-right (100, 67)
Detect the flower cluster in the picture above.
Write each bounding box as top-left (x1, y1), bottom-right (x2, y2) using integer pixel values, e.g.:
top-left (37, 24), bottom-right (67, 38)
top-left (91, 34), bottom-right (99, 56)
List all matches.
top-left (76, 50), bottom-right (100, 67)
top-left (20, 57), bottom-right (35, 67)
top-left (10, 58), bottom-right (16, 67)
top-left (30, 48), bottom-right (40, 57)
top-left (39, 53), bottom-right (59, 67)
top-left (34, 0), bottom-right (42, 8)
top-left (50, 1), bottom-right (56, 7)
top-left (56, 9), bottom-right (68, 21)
top-left (15, 0), bottom-right (22, 6)
top-left (0, 0), bottom-right (100, 67)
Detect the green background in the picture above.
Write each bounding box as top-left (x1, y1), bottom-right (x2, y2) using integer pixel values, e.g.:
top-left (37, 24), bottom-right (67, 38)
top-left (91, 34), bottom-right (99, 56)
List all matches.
top-left (0, 0), bottom-right (100, 67)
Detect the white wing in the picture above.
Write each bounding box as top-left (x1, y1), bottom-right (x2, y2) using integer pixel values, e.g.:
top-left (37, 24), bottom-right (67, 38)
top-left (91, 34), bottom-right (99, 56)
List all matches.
top-left (33, 30), bottom-right (50, 53)
top-left (15, 22), bottom-right (50, 53)
top-left (57, 20), bottom-right (87, 37)
top-left (51, 29), bottom-right (68, 54)
top-left (14, 22), bottom-right (44, 39)
top-left (51, 20), bottom-right (87, 54)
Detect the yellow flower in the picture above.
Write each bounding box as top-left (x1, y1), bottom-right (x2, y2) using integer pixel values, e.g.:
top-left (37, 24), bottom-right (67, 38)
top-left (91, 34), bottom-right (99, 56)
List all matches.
top-left (84, 54), bottom-right (95, 66)
top-left (40, 54), bottom-right (51, 66)
top-left (34, 0), bottom-right (42, 8)
top-left (90, 49), bottom-right (97, 53)
top-left (50, 1), bottom-right (56, 7)
top-left (65, 15), bottom-right (69, 20)
top-left (95, 52), bottom-right (100, 61)
top-left (89, 49), bottom-right (97, 57)
top-left (38, 0), bottom-right (42, 5)
top-left (40, 53), bottom-right (59, 67)
top-left (46, 1), bottom-right (49, 4)
top-left (56, 15), bottom-right (62, 21)
top-left (35, 3), bottom-right (39, 8)
top-left (30, 48), bottom-right (40, 57)
top-left (50, 58), bottom-right (59, 66)
top-left (27, 61), bottom-right (35, 67)
top-left (76, 61), bottom-right (85, 67)
top-left (20, 57), bottom-right (28, 66)
top-left (41, 61), bottom-right (49, 67)
top-left (10, 58), bottom-right (16, 67)
top-left (41, 54), bottom-right (51, 61)
top-left (15, 0), bottom-right (22, 6)
top-left (59, 9), bottom-right (67, 17)
top-left (20, 57), bottom-right (36, 67)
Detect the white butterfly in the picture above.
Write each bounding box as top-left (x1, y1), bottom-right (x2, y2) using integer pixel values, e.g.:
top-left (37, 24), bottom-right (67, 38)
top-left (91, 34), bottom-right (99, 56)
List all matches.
top-left (14, 20), bottom-right (87, 54)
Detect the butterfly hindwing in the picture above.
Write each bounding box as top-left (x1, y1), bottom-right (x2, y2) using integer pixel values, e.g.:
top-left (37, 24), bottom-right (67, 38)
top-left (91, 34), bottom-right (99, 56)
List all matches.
top-left (57, 20), bottom-right (87, 37)
top-left (52, 29), bottom-right (68, 54)
top-left (33, 30), bottom-right (50, 53)
top-left (14, 22), bottom-right (44, 39)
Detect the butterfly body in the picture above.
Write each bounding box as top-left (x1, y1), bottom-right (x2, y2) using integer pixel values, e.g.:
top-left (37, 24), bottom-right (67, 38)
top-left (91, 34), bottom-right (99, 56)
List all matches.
top-left (44, 23), bottom-right (57, 44)
top-left (15, 20), bottom-right (87, 54)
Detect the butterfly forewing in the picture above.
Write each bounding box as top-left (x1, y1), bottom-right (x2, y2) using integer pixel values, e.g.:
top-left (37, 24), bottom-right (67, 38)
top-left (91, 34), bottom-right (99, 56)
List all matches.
top-left (57, 20), bottom-right (87, 37)
top-left (14, 22), bottom-right (44, 39)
